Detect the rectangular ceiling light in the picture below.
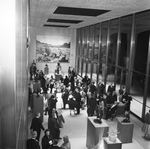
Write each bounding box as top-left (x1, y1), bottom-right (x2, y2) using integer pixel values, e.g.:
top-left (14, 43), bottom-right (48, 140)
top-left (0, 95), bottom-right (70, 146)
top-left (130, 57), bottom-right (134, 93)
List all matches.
top-left (43, 24), bottom-right (69, 28)
top-left (47, 18), bottom-right (83, 24)
top-left (54, 6), bottom-right (110, 17)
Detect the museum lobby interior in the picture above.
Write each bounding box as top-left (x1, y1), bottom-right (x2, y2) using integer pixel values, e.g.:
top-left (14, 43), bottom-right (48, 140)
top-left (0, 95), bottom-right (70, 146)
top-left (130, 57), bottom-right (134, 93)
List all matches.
top-left (1, 0), bottom-right (150, 149)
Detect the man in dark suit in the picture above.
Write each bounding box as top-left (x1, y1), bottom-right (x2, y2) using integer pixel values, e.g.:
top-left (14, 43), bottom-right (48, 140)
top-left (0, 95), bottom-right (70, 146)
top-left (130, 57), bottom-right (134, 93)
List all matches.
top-left (89, 82), bottom-right (97, 95)
top-left (48, 110), bottom-right (61, 140)
top-left (64, 75), bottom-right (69, 87)
top-left (73, 87), bottom-right (82, 115)
top-left (87, 92), bottom-right (97, 117)
top-left (105, 101), bottom-right (118, 120)
top-left (27, 131), bottom-right (40, 149)
top-left (30, 112), bottom-right (45, 141)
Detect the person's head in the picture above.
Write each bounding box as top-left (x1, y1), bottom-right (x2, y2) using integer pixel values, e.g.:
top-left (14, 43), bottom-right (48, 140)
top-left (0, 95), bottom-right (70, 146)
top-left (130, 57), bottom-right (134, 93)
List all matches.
top-left (36, 86), bottom-right (41, 95)
top-left (44, 129), bottom-right (50, 136)
top-left (87, 91), bottom-right (91, 98)
top-left (75, 87), bottom-right (79, 92)
top-left (63, 135), bottom-right (69, 143)
top-left (51, 94), bottom-right (55, 99)
top-left (31, 131), bottom-right (37, 139)
top-left (35, 112), bottom-right (40, 118)
top-left (53, 139), bottom-right (58, 145)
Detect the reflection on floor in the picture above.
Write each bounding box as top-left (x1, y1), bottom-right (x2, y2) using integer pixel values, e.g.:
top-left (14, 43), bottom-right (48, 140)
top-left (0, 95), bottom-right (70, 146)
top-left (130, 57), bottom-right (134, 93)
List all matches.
top-left (28, 107), bottom-right (150, 149)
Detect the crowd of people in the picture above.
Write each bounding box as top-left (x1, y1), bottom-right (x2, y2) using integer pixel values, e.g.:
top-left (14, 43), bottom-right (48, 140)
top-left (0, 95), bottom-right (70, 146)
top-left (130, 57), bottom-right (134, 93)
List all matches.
top-left (28, 62), bottom-right (133, 149)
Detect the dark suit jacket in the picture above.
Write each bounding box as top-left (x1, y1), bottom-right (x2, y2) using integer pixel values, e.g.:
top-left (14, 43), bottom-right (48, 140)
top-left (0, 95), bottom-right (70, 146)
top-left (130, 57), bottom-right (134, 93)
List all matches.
top-left (48, 117), bottom-right (60, 138)
top-left (50, 145), bottom-right (61, 149)
top-left (87, 97), bottom-right (97, 115)
top-left (30, 117), bottom-right (44, 135)
top-left (27, 138), bottom-right (40, 149)
top-left (41, 135), bottom-right (53, 149)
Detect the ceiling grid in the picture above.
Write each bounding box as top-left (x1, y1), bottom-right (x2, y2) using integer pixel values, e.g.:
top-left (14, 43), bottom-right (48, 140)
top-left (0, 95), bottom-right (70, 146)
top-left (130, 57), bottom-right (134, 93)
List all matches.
top-left (30, 0), bottom-right (150, 28)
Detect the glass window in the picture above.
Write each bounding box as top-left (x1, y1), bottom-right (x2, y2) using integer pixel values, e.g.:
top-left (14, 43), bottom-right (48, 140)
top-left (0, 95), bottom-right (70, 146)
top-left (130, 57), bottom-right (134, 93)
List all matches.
top-left (119, 16), bottom-right (132, 68)
top-left (88, 25), bottom-right (94, 59)
top-left (78, 29), bottom-right (82, 56)
top-left (108, 19), bottom-right (118, 65)
top-left (76, 29), bottom-right (80, 55)
top-left (87, 61), bottom-right (91, 79)
top-left (92, 63), bottom-right (97, 83)
top-left (133, 11), bottom-right (150, 74)
top-left (98, 62), bottom-right (103, 82)
top-left (75, 57), bottom-right (78, 72)
top-left (130, 11), bottom-right (150, 118)
top-left (101, 22), bottom-right (108, 85)
top-left (80, 28), bottom-right (84, 57)
top-left (130, 71), bottom-right (145, 117)
top-left (101, 22), bottom-right (108, 64)
top-left (107, 19), bottom-right (119, 86)
top-left (116, 68), bottom-right (127, 92)
top-left (78, 57), bottom-right (82, 76)
top-left (82, 59), bottom-right (86, 77)
top-left (83, 27), bottom-right (89, 58)
top-left (146, 77), bottom-right (150, 108)
top-left (94, 23), bottom-right (100, 62)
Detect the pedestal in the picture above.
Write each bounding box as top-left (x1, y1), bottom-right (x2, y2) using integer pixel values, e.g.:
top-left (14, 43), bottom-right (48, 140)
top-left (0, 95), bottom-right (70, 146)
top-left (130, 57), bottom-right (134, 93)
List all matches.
top-left (116, 103), bottom-right (125, 116)
top-left (117, 118), bottom-right (134, 143)
top-left (86, 117), bottom-right (109, 149)
top-left (55, 74), bottom-right (62, 81)
top-left (104, 137), bottom-right (122, 149)
top-left (44, 67), bottom-right (49, 75)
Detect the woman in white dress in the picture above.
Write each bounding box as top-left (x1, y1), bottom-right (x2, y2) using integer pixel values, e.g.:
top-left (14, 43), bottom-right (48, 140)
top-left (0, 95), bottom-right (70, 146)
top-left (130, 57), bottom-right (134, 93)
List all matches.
top-left (56, 88), bottom-right (64, 109)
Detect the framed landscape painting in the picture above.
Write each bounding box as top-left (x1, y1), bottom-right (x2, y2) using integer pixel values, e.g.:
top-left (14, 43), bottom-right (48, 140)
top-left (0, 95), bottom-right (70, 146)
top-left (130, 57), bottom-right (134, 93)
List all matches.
top-left (36, 35), bottom-right (70, 63)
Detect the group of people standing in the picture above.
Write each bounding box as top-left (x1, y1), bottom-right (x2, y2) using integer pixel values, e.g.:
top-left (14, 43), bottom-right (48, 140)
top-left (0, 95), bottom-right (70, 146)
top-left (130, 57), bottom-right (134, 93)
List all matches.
top-left (28, 61), bottom-right (135, 149)
top-left (28, 63), bottom-right (77, 149)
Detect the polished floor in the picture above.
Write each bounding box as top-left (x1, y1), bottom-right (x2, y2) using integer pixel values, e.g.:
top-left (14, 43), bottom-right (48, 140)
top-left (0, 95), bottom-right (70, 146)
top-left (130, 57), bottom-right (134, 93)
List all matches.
top-left (28, 73), bottom-right (150, 149)
top-left (28, 106), bottom-right (150, 149)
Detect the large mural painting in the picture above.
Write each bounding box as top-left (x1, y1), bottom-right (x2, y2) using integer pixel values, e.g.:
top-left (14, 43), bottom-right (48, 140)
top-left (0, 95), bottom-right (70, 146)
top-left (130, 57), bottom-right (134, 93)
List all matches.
top-left (36, 35), bottom-right (70, 63)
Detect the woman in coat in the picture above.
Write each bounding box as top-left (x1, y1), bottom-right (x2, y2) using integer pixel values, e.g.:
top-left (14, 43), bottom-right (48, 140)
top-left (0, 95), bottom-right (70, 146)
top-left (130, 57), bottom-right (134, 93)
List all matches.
top-left (41, 129), bottom-right (53, 149)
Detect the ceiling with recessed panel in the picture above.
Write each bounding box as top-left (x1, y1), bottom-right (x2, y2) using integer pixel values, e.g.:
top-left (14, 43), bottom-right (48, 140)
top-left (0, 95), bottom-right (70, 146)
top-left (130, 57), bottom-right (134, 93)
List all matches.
top-left (30, 0), bottom-right (150, 28)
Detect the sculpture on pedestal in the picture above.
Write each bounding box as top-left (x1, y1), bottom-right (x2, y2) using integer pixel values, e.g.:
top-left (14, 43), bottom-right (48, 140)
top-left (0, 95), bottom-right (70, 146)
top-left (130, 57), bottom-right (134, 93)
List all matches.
top-left (121, 111), bottom-right (130, 123)
top-left (93, 105), bottom-right (103, 124)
